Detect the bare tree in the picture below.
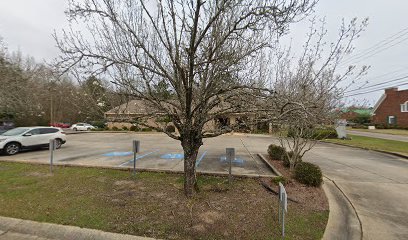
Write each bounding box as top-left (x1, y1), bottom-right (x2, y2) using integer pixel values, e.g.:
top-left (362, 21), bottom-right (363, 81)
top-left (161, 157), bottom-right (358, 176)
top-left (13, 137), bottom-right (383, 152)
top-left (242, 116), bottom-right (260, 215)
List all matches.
top-left (268, 17), bottom-right (369, 169)
top-left (55, 0), bottom-right (316, 196)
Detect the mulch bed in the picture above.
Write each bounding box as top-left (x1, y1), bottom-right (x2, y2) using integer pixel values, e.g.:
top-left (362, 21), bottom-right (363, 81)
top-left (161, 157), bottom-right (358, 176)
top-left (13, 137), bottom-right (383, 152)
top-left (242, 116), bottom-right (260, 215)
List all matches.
top-left (263, 156), bottom-right (329, 212)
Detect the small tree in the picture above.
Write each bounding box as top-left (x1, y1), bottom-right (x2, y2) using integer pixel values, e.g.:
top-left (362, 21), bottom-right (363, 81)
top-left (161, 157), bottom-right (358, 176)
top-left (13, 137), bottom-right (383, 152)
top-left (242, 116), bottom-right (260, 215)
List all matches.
top-left (268, 18), bottom-right (368, 170)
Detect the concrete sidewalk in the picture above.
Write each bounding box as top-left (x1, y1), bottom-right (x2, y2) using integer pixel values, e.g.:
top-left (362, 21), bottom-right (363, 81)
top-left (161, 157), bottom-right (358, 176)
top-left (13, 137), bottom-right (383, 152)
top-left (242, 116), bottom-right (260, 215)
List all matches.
top-left (0, 216), bottom-right (155, 240)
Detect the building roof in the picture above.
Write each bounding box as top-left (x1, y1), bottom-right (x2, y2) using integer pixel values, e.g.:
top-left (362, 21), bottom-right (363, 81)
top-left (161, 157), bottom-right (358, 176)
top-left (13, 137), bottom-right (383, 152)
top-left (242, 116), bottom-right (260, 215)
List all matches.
top-left (105, 100), bottom-right (156, 115)
top-left (341, 108), bottom-right (373, 115)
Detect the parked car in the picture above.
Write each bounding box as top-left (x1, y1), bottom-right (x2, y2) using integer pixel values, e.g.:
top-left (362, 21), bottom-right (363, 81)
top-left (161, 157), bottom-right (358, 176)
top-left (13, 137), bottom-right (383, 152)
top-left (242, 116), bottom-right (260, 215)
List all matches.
top-left (50, 122), bottom-right (71, 128)
top-left (0, 127), bottom-right (67, 155)
top-left (70, 123), bottom-right (96, 131)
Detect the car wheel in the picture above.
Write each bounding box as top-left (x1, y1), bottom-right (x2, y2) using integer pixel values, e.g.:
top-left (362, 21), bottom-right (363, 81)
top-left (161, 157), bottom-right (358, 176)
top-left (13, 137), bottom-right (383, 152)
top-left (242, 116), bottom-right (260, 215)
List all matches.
top-left (73, 128), bottom-right (77, 131)
top-left (87, 128), bottom-right (91, 131)
top-left (55, 139), bottom-right (62, 149)
top-left (4, 143), bottom-right (20, 155)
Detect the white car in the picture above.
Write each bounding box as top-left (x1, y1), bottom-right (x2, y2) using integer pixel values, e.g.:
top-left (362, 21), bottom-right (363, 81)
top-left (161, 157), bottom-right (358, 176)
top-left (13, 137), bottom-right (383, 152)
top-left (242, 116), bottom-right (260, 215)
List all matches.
top-left (0, 127), bottom-right (67, 155)
top-left (70, 123), bottom-right (96, 131)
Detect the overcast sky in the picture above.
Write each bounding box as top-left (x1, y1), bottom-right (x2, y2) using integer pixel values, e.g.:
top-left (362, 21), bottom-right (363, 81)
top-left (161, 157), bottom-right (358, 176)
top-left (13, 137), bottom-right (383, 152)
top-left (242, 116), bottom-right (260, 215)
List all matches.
top-left (0, 0), bottom-right (407, 106)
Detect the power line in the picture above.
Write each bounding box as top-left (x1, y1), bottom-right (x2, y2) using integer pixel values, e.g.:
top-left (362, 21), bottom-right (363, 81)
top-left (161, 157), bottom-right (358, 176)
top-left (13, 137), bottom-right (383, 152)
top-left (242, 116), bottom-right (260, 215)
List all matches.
top-left (345, 74), bottom-right (408, 93)
top-left (341, 27), bottom-right (408, 65)
top-left (344, 80), bottom-right (408, 97)
top-left (343, 35), bottom-right (408, 66)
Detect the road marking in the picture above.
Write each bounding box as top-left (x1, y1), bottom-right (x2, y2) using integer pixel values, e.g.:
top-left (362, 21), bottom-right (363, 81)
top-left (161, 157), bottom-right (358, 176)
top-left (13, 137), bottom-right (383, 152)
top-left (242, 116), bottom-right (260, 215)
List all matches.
top-left (161, 153), bottom-right (184, 159)
top-left (220, 156), bottom-right (245, 165)
top-left (118, 150), bottom-right (159, 167)
top-left (195, 151), bottom-right (207, 167)
top-left (102, 152), bottom-right (133, 157)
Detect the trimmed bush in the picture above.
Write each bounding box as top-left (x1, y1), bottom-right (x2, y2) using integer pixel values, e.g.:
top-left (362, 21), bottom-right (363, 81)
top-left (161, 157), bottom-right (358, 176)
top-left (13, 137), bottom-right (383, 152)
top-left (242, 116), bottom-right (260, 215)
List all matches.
top-left (267, 144), bottom-right (286, 160)
top-left (165, 125), bottom-right (176, 133)
top-left (312, 129), bottom-right (338, 140)
top-left (130, 125), bottom-right (139, 131)
top-left (272, 176), bottom-right (287, 185)
top-left (90, 121), bottom-right (106, 129)
top-left (294, 162), bottom-right (323, 187)
top-left (111, 126), bottom-right (119, 131)
top-left (122, 126), bottom-right (128, 131)
top-left (287, 127), bottom-right (338, 140)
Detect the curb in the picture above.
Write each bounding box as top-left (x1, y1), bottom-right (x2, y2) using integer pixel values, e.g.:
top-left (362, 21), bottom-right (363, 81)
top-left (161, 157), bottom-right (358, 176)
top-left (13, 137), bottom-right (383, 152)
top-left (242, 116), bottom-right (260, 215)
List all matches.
top-left (319, 141), bottom-right (408, 160)
top-left (0, 216), bottom-right (154, 240)
top-left (257, 153), bottom-right (282, 177)
top-left (0, 159), bottom-right (275, 179)
top-left (322, 177), bottom-right (362, 240)
top-left (65, 131), bottom-right (163, 135)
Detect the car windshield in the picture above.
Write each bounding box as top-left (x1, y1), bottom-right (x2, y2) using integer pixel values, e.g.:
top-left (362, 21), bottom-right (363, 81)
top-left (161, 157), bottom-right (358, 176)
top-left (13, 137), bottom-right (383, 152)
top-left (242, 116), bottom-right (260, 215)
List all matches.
top-left (1, 128), bottom-right (29, 136)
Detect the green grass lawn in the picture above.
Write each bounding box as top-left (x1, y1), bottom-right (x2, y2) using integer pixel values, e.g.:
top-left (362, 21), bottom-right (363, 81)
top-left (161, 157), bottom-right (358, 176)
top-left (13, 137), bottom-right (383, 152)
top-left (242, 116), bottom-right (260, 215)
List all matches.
top-left (347, 128), bottom-right (408, 136)
top-left (325, 134), bottom-right (408, 156)
top-left (0, 162), bottom-right (328, 240)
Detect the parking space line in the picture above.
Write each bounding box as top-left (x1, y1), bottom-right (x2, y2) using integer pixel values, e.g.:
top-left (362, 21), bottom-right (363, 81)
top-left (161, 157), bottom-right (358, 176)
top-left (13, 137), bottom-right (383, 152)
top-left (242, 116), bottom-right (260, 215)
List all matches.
top-left (118, 150), bottom-right (159, 167)
top-left (195, 151), bottom-right (208, 167)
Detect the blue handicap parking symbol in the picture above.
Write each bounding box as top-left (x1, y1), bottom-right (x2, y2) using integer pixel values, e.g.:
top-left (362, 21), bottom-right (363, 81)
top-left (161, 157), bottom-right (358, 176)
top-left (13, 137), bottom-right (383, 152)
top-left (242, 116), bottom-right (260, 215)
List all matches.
top-left (161, 153), bottom-right (184, 159)
top-left (220, 156), bottom-right (245, 165)
top-left (103, 152), bottom-right (133, 157)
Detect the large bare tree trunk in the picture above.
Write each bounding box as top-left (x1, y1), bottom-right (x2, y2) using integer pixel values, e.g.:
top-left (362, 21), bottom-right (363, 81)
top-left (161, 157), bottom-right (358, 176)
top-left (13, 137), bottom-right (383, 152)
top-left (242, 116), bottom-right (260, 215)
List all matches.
top-left (181, 132), bottom-right (202, 197)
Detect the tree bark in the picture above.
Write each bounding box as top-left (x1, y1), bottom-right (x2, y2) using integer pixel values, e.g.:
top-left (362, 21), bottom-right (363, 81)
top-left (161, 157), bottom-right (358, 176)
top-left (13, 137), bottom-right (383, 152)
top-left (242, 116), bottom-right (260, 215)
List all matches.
top-left (181, 132), bottom-right (202, 197)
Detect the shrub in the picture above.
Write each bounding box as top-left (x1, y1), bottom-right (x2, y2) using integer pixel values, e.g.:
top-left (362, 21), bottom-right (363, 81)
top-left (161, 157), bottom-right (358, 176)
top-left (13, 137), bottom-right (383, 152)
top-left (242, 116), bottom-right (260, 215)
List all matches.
top-left (282, 151), bottom-right (302, 168)
top-left (141, 128), bottom-right (153, 132)
top-left (294, 162), bottom-right (323, 187)
top-left (130, 125), bottom-right (139, 131)
top-left (312, 129), bottom-right (338, 140)
top-left (272, 176), bottom-right (287, 185)
top-left (165, 125), bottom-right (176, 133)
top-left (90, 121), bottom-right (106, 129)
top-left (111, 126), bottom-right (119, 131)
top-left (267, 144), bottom-right (286, 160)
top-left (122, 126), bottom-right (128, 131)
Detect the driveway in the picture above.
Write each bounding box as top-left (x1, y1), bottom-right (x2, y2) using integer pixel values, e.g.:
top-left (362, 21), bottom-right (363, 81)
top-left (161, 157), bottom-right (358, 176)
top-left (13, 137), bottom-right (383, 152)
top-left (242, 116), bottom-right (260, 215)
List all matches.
top-left (347, 130), bottom-right (408, 142)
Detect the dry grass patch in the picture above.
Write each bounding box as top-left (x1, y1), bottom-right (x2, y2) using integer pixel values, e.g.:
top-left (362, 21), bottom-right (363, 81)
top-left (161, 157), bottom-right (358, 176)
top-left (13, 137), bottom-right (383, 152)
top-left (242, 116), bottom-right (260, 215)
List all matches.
top-left (0, 161), bottom-right (328, 239)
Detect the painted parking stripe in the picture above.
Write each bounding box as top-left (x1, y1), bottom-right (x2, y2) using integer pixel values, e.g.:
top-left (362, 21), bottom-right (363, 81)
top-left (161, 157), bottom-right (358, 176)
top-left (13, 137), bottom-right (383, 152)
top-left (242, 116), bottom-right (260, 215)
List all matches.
top-left (195, 151), bottom-right (208, 167)
top-left (118, 150), bottom-right (159, 167)
top-left (220, 156), bottom-right (245, 165)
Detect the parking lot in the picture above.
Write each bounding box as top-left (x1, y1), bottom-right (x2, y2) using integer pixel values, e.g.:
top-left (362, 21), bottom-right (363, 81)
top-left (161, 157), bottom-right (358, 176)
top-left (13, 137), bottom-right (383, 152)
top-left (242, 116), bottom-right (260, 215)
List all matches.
top-left (0, 132), bottom-right (276, 177)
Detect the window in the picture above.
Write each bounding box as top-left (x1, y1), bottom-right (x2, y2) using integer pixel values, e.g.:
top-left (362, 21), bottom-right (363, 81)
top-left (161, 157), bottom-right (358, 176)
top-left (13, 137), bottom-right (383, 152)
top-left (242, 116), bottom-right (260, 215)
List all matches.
top-left (388, 116), bottom-right (396, 125)
top-left (40, 128), bottom-right (59, 134)
top-left (401, 102), bottom-right (408, 112)
top-left (28, 129), bottom-right (41, 135)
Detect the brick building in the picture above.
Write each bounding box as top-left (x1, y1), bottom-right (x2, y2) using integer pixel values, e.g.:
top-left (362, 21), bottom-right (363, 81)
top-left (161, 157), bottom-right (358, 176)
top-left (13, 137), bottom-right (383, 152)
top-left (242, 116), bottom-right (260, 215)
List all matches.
top-left (104, 100), bottom-right (265, 133)
top-left (372, 87), bottom-right (408, 127)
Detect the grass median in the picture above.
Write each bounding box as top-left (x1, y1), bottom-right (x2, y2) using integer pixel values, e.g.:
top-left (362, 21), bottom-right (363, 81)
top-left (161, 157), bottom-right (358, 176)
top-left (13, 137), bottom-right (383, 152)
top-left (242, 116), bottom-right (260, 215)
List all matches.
top-left (325, 134), bottom-right (408, 156)
top-left (347, 128), bottom-right (408, 136)
top-left (0, 161), bottom-right (328, 239)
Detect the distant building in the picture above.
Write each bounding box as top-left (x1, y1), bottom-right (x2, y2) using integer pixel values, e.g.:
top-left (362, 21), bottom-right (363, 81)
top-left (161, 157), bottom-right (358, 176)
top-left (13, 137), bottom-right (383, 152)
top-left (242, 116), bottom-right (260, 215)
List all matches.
top-left (372, 87), bottom-right (408, 127)
top-left (339, 108), bottom-right (372, 123)
top-left (104, 100), bottom-right (266, 133)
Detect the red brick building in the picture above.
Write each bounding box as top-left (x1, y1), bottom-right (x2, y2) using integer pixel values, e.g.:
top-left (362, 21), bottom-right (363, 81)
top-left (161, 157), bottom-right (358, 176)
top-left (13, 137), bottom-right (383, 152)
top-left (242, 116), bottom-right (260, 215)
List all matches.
top-left (372, 87), bottom-right (408, 127)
